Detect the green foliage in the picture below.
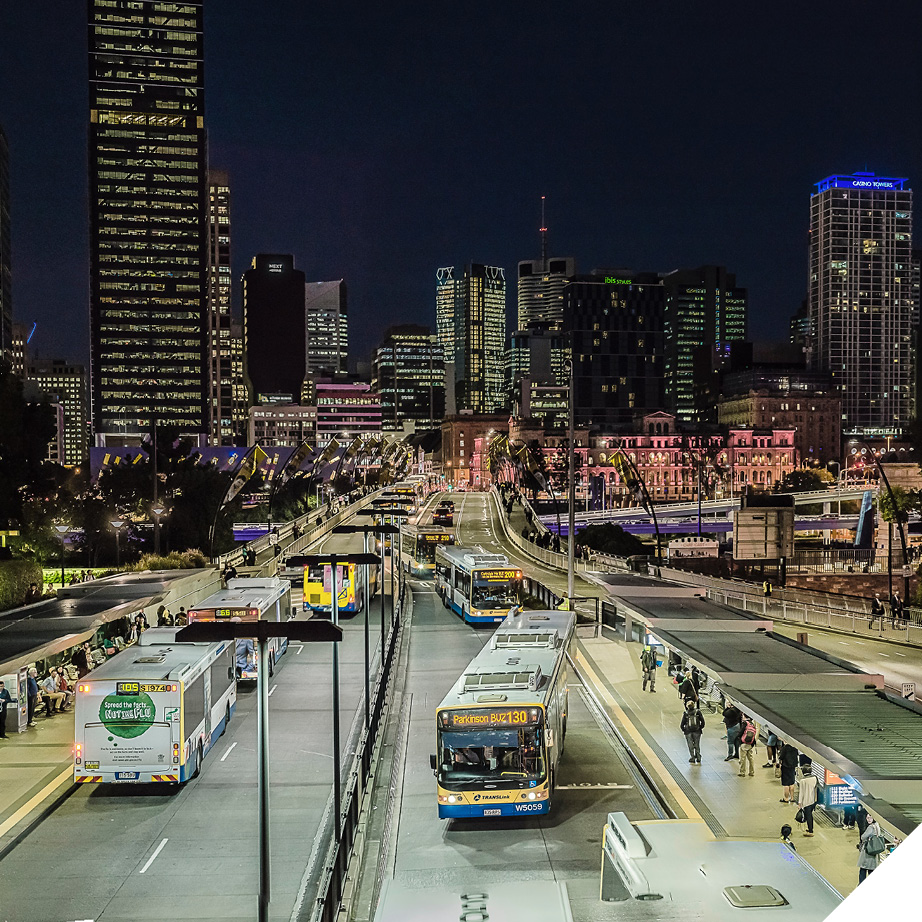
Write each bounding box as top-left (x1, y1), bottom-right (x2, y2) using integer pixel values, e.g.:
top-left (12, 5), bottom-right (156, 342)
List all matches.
top-left (575, 523), bottom-right (645, 557)
top-left (129, 549), bottom-right (210, 572)
top-left (775, 468), bottom-right (834, 494)
top-left (0, 558), bottom-right (43, 611)
top-left (878, 487), bottom-right (916, 524)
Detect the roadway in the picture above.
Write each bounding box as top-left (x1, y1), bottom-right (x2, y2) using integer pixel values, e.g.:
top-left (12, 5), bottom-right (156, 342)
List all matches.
top-left (0, 567), bottom-right (392, 922)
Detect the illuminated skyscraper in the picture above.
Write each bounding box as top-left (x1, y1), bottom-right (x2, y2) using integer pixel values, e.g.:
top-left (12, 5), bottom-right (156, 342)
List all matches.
top-left (435, 263), bottom-right (506, 413)
top-left (517, 257), bottom-right (576, 330)
top-left (0, 123), bottom-right (11, 362)
top-left (809, 172), bottom-right (914, 435)
top-left (305, 279), bottom-right (348, 377)
top-left (373, 325), bottom-right (444, 431)
top-left (206, 170), bottom-right (234, 444)
top-left (662, 265), bottom-right (747, 423)
top-left (27, 360), bottom-right (89, 466)
top-left (88, 0), bottom-right (207, 443)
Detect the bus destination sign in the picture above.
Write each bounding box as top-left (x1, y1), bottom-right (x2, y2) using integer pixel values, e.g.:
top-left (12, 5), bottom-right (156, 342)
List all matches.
top-left (478, 568), bottom-right (523, 581)
top-left (421, 533), bottom-right (453, 544)
top-left (187, 607), bottom-right (260, 622)
top-left (444, 707), bottom-right (541, 729)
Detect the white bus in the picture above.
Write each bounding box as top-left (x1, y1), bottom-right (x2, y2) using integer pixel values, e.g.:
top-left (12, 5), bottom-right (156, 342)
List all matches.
top-left (666, 536), bottom-right (720, 561)
top-left (187, 577), bottom-right (292, 680)
top-left (430, 609), bottom-right (576, 818)
top-left (400, 525), bottom-right (454, 578)
top-left (74, 628), bottom-right (236, 784)
top-left (434, 545), bottom-right (523, 624)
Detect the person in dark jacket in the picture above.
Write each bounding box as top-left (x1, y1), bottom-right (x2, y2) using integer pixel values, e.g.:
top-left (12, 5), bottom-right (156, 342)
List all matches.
top-left (722, 703), bottom-right (742, 760)
top-left (678, 671), bottom-right (699, 703)
top-left (26, 668), bottom-right (39, 727)
top-left (0, 680), bottom-right (13, 738)
top-left (680, 699), bottom-right (705, 763)
top-left (778, 740), bottom-right (799, 802)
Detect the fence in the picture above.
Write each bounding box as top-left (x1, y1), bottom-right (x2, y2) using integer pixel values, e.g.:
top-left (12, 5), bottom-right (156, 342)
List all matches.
top-left (790, 548), bottom-right (885, 574)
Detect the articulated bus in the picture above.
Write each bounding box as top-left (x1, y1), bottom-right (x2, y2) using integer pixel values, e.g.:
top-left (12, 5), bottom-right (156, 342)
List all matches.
top-left (187, 577), bottom-right (292, 680)
top-left (74, 628), bottom-right (236, 784)
top-left (400, 525), bottom-right (454, 577)
top-left (430, 609), bottom-right (576, 818)
top-left (435, 546), bottom-right (523, 624)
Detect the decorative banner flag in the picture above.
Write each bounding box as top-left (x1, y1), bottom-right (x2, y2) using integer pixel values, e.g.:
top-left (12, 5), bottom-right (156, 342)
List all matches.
top-left (220, 445), bottom-right (269, 509)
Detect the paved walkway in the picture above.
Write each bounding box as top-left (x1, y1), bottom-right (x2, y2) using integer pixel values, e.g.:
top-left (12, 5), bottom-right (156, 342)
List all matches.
top-left (576, 632), bottom-right (866, 898)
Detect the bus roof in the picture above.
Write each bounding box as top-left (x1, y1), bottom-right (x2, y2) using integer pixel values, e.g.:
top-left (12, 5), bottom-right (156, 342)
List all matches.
top-left (435, 544), bottom-right (510, 570)
top-left (194, 577), bottom-right (289, 613)
top-left (437, 610), bottom-right (575, 712)
top-left (79, 630), bottom-right (229, 683)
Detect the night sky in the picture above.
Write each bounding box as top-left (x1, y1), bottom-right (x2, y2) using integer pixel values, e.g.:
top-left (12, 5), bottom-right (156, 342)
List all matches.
top-left (2, 1), bottom-right (922, 367)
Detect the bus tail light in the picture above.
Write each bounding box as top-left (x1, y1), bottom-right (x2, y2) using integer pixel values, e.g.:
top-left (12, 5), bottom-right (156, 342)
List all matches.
top-left (75, 743), bottom-right (82, 765)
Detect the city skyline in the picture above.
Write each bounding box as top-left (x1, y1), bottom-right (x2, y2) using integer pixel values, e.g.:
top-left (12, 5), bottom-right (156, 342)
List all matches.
top-left (3, 2), bottom-right (922, 367)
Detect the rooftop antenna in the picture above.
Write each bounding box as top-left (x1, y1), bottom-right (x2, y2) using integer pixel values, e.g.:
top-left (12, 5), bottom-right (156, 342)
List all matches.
top-left (540, 195), bottom-right (548, 272)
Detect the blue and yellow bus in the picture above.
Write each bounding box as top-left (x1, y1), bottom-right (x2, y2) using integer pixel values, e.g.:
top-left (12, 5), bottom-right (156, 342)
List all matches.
top-left (434, 546), bottom-right (523, 624)
top-left (430, 609), bottom-right (575, 818)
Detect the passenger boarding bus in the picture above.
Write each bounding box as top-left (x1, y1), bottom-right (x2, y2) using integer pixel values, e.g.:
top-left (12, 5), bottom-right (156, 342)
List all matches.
top-left (400, 525), bottom-right (454, 577)
top-left (435, 545), bottom-right (523, 624)
top-left (74, 628), bottom-right (236, 784)
top-left (430, 609), bottom-right (576, 818)
top-left (187, 577), bottom-right (292, 680)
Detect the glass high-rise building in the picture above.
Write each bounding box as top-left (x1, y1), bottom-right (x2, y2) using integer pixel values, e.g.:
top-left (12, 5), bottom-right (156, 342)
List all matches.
top-left (809, 172), bottom-right (914, 435)
top-left (662, 265), bottom-right (747, 423)
top-left (435, 263), bottom-right (506, 413)
top-left (27, 360), bottom-right (89, 466)
top-left (305, 280), bottom-right (348, 377)
top-left (88, 0), bottom-right (208, 443)
top-left (373, 325), bottom-right (445, 431)
top-left (0, 123), bottom-right (11, 363)
top-left (206, 170), bottom-right (234, 444)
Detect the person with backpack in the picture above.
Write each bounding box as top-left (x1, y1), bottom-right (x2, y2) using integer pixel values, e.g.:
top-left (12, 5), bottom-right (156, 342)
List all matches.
top-left (722, 702), bottom-right (743, 761)
top-left (640, 646), bottom-right (657, 692)
top-left (796, 761), bottom-right (818, 836)
top-left (677, 670), bottom-right (699, 703)
top-left (737, 716), bottom-right (758, 777)
top-left (680, 699), bottom-right (705, 764)
top-left (857, 816), bottom-right (886, 883)
top-left (869, 593), bottom-right (884, 629)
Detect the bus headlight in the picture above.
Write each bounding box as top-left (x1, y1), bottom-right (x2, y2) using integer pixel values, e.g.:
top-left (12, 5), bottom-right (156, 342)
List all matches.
top-left (448, 795), bottom-right (458, 804)
top-left (528, 792), bottom-right (536, 800)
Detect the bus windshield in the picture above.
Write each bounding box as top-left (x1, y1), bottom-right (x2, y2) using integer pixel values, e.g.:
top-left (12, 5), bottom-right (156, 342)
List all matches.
top-left (471, 576), bottom-right (520, 610)
top-left (417, 540), bottom-right (438, 564)
top-left (437, 727), bottom-right (545, 786)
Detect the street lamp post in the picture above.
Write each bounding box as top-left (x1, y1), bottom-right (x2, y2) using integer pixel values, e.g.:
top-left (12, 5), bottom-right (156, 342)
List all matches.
top-left (302, 552), bottom-right (378, 843)
top-left (567, 353), bottom-right (576, 601)
top-left (54, 524), bottom-right (69, 587)
top-left (151, 502), bottom-right (166, 556)
top-left (176, 619), bottom-right (341, 922)
top-left (110, 519), bottom-right (125, 569)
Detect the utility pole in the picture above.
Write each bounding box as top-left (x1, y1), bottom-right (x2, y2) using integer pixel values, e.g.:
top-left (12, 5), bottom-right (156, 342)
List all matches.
top-left (567, 345), bottom-right (576, 600)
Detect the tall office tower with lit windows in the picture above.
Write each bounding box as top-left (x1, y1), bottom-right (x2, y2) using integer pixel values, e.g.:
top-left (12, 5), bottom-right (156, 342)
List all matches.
top-left (206, 170), bottom-right (234, 444)
top-left (305, 280), bottom-right (348, 377)
top-left (0, 124), bottom-right (11, 363)
top-left (517, 257), bottom-right (575, 330)
top-left (242, 254), bottom-right (306, 404)
top-left (809, 173), bottom-right (914, 435)
top-left (661, 265), bottom-right (747, 424)
top-left (26, 360), bottom-right (89, 466)
top-left (373, 325), bottom-right (445, 431)
top-left (88, 0), bottom-right (207, 444)
top-left (435, 264), bottom-right (505, 413)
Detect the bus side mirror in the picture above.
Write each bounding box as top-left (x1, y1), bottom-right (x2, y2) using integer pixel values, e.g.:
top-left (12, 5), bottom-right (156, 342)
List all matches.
top-left (429, 754), bottom-right (437, 771)
top-left (546, 730), bottom-right (555, 748)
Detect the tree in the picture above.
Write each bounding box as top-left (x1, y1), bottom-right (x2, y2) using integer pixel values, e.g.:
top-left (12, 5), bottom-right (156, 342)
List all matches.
top-left (575, 524), bottom-right (645, 558)
top-left (774, 468), bottom-right (834, 494)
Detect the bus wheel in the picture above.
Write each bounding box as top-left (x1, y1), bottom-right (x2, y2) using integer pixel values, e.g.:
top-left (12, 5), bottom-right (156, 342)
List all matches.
top-left (268, 653), bottom-right (275, 678)
top-left (223, 703), bottom-right (231, 734)
top-left (192, 742), bottom-right (203, 779)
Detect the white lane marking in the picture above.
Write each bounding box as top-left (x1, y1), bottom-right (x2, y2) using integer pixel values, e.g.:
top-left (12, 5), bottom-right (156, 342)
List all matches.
top-left (268, 684), bottom-right (279, 696)
top-left (292, 644), bottom-right (304, 654)
top-left (854, 641), bottom-right (865, 645)
top-left (893, 652), bottom-right (906, 656)
top-left (139, 838), bottom-right (168, 874)
top-left (838, 641), bottom-right (849, 645)
top-left (878, 653), bottom-right (889, 657)
top-left (220, 741), bottom-right (237, 762)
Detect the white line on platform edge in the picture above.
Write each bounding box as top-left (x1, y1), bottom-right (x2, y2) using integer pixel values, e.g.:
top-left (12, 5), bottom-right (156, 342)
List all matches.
top-left (268, 684), bottom-right (278, 696)
top-left (139, 838), bottom-right (168, 874)
top-left (292, 644), bottom-right (304, 654)
top-left (220, 741), bottom-right (237, 762)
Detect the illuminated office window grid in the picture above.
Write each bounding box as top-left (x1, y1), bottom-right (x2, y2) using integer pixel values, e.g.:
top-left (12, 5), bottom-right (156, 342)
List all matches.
top-left (88, 0), bottom-right (207, 439)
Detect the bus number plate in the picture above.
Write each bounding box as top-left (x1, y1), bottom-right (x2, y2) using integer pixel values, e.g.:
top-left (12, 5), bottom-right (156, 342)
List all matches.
top-left (139, 684), bottom-right (169, 693)
top-left (484, 808), bottom-right (501, 816)
top-left (116, 772), bottom-right (139, 780)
